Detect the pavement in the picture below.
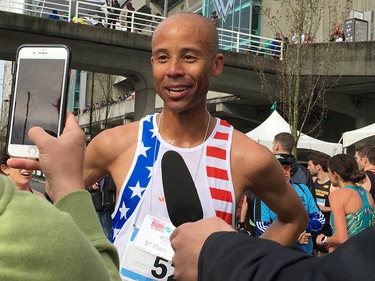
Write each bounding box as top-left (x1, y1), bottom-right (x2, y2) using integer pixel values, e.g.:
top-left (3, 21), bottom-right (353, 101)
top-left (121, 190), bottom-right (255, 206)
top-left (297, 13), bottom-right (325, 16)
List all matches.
top-left (30, 176), bottom-right (46, 194)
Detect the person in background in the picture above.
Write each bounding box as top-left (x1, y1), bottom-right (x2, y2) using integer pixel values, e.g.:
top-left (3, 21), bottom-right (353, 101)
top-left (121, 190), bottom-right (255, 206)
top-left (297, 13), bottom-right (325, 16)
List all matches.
top-left (307, 151), bottom-right (338, 255)
top-left (270, 32), bottom-right (282, 59)
top-left (2, 112), bottom-right (121, 281)
top-left (88, 175), bottom-right (116, 240)
top-left (354, 144), bottom-right (375, 201)
top-left (211, 11), bottom-right (219, 28)
top-left (107, 0), bottom-right (121, 29)
top-left (0, 151), bottom-right (45, 199)
top-left (255, 154), bottom-right (325, 254)
top-left (272, 132), bottom-right (316, 199)
top-left (125, 1), bottom-right (135, 31)
top-left (316, 154), bottom-right (375, 252)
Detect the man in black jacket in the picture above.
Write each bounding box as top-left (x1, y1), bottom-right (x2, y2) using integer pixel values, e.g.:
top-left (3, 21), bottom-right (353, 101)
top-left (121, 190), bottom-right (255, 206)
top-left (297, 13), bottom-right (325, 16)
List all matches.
top-left (171, 217), bottom-right (375, 281)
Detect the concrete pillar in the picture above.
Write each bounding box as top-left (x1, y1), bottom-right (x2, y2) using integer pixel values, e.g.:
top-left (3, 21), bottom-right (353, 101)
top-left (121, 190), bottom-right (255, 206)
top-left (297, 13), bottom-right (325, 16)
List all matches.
top-left (125, 72), bottom-right (156, 121)
top-left (134, 87), bottom-right (157, 120)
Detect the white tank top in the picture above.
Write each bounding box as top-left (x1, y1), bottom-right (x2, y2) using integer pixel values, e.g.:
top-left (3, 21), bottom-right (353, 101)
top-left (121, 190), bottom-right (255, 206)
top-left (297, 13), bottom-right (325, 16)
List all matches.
top-left (111, 113), bottom-right (235, 279)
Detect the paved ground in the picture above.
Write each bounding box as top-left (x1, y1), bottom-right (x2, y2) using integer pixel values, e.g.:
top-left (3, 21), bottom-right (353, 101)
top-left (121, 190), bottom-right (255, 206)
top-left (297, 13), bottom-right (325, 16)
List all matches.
top-left (30, 176), bottom-right (45, 194)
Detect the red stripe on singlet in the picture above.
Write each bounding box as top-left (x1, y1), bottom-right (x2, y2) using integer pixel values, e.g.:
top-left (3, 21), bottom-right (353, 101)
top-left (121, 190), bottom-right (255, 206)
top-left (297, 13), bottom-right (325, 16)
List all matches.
top-left (206, 146), bottom-right (226, 160)
top-left (206, 166), bottom-right (229, 180)
top-left (210, 187), bottom-right (233, 202)
top-left (213, 132), bottom-right (229, 140)
top-left (216, 210), bottom-right (233, 225)
top-left (220, 119), bottom-right (231, 127)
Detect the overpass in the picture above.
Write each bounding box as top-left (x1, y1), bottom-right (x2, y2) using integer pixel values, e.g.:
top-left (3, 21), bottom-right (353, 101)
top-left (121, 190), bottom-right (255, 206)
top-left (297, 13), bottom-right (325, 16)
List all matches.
top-left (1, 10), bottom-right (375, 140)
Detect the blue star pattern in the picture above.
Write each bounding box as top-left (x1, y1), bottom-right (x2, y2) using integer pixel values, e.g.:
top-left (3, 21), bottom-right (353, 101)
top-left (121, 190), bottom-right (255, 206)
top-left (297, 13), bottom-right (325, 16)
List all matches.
top-left (110, 114), bottom-right (160, 243)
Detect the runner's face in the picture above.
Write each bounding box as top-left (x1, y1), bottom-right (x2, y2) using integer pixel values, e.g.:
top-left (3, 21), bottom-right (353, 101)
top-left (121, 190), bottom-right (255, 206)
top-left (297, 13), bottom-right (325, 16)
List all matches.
top-left (151, 15), bottom-right (223, 113)
top-left (327, 168), bottom-right (339, 187)
top-left (354, 152), bottom-right (366, 171)
top-left (307, 161), bottom-right (318, 177)
top-left (282, 165), bottom-right (291, 182)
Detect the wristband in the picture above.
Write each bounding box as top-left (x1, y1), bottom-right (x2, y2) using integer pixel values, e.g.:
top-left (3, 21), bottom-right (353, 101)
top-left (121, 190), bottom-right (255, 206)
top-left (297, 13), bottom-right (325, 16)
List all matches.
top-left (321, 235), bottom-right (329, 247)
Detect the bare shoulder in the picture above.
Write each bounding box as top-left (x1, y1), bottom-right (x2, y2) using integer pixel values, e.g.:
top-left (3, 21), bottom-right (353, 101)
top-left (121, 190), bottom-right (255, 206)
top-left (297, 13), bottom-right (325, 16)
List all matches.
top-left (88, 122), bottom-right (139, 153)
top-left (231, 129), bottom-right (276, 171)
top-left (230, 129), bottom-right (280, 196)
top-left (85, 121), bottom-right (140, 175)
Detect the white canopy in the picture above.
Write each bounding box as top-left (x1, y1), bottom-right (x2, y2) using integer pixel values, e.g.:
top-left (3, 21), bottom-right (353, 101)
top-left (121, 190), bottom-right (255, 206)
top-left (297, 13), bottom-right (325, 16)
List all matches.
top-left (341, 123), bottom-right (375, 148)
top-left (246, 110), bottom-right (342, 156)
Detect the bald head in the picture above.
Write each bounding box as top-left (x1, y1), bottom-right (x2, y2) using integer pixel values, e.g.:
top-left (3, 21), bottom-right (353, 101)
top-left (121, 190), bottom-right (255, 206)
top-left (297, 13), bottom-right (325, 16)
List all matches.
top-left (152, 13), bottom-right (219, 56)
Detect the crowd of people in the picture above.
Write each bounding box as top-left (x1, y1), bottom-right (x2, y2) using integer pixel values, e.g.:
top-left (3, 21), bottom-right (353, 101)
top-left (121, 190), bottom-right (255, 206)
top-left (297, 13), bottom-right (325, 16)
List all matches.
top-left (77, 92), bottom-right (135, 114)
top-left (238, 133), bottom-right (375, 257)
top-left (2, 12), bottom-right (374, 281)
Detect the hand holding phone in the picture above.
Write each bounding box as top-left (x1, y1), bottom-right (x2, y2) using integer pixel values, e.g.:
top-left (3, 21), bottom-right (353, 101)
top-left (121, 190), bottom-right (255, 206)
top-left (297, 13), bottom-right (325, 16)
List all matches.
top-left (7, 44), bottom-right (71, 159)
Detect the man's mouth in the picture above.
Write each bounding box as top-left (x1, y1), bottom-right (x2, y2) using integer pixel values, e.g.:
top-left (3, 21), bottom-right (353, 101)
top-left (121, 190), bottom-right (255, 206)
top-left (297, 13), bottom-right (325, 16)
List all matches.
top-left (21, 172), bottom-right (31, 176)
top-left (166, 87), bottom-right (188, 93)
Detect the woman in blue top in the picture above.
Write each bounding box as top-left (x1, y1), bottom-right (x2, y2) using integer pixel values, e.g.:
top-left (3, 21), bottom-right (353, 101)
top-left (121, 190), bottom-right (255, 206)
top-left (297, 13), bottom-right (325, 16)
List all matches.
top-left (317, 154), bottom-right (375, 252)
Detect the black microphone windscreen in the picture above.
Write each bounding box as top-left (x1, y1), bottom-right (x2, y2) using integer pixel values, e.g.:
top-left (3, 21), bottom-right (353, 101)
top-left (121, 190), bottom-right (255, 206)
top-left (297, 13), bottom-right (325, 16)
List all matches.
top-left (161, 150), bottom-right (203, 227)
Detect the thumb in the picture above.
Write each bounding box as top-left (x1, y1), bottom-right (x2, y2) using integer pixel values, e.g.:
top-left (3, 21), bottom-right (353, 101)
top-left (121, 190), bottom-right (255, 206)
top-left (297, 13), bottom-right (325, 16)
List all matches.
top-left (28, 126), bottom-right (54, 149)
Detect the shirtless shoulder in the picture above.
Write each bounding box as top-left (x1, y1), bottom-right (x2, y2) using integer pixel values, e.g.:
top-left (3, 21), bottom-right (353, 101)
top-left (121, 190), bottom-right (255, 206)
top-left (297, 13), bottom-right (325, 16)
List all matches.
top-left (84, 121), bottom-right (140, 188)
top-left (230, 130), bottom-right (279, 201)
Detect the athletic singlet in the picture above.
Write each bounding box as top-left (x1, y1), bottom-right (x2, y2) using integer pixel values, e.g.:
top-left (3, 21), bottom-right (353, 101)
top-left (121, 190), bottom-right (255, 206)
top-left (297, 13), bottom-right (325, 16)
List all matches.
top-left (330, 186), bottom-right (375, 238)
top-left (314, 179), bottom-right (331, 207)
top-left (111, 113), bottom-right (235, 280)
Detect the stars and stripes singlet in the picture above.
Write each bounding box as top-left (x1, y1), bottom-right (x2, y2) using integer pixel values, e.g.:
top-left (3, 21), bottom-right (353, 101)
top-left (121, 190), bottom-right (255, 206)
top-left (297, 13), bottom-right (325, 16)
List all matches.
top-left (110, 113), bottom-right (235, 280)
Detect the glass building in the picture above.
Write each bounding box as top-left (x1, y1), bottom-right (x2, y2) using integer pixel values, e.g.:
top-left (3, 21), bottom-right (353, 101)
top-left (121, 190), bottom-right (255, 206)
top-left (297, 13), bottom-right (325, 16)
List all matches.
top-left (202, 0), bottom-right (262, 35)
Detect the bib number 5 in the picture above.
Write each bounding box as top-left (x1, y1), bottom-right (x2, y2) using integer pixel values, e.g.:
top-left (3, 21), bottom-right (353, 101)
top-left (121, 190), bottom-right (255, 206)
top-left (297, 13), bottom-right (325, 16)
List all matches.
top-left (151, 257), bottom-right (174, 280)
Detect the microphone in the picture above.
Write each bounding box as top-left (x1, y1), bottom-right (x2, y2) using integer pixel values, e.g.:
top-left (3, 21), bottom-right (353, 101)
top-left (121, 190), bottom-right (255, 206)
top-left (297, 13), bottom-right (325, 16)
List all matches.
top-left (161, 150), bottom-right (203, 227)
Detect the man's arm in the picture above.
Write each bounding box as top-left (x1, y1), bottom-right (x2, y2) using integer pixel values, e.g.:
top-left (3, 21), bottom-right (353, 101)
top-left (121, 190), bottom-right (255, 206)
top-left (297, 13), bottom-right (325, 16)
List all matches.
top-left (232, 132), bottom-right (308, 246)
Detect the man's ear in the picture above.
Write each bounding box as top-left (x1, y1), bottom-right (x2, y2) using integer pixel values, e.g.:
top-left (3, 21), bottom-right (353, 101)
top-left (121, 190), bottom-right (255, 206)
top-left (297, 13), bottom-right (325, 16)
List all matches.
top-left (212, 53), bottom-right (224, 77)
top-left (273, 143), bottom-right (280, 152)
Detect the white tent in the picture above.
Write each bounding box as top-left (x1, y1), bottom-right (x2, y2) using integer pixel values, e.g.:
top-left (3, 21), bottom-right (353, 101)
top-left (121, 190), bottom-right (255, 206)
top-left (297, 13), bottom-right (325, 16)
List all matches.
top-left (246, 110), bottom-right (342, 156)
top-left (341, 123), bottom-right (375, 148)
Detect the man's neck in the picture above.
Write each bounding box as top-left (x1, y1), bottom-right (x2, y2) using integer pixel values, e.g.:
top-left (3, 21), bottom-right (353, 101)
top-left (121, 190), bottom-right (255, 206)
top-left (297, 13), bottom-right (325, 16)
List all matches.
top-left (316, 172), bottom-right (330, 184)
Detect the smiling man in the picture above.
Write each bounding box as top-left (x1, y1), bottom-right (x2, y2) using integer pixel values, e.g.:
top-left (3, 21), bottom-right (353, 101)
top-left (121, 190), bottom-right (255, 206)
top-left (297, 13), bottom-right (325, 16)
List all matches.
top-left (84, 12), bottom-right (307, 281)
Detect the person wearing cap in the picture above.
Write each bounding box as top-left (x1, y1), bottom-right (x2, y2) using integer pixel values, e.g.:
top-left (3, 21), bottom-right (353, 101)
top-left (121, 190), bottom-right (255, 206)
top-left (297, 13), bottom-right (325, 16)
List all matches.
top-left (272, 132), bottom-right (316, 200)
top-left (254, 154), bottom-right (325, 254)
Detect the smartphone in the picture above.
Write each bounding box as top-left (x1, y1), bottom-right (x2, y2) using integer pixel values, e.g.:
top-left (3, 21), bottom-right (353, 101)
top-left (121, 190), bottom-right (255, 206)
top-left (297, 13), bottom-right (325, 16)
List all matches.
top-left (6, 44), bottom-right (71, 159)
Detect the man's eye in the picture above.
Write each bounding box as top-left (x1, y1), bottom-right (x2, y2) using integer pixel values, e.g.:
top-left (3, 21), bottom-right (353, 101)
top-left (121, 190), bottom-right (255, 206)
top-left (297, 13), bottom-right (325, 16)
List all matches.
top-left (156, 55), bottom-right (169, 62)
top-left (183, 55), bottom-right (197, 62)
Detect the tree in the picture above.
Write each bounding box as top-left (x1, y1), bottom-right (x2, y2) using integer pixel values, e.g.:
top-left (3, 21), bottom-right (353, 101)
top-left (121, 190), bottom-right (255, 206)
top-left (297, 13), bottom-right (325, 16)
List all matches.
top-left (88, 72), bottom-right (117, 139)
top-left (253, 0), bottom-right (352, 156)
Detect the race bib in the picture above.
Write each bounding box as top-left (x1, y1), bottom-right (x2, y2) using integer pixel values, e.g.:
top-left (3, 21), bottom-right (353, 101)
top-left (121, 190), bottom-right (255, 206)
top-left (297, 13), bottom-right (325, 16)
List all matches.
top-left (120, 215), bottom-right (175, 281)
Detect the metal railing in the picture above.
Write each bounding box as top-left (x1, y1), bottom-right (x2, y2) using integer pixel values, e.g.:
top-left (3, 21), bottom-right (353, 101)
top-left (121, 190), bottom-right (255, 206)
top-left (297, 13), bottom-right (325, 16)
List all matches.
top-left (0, 0), bottom-right (283, 58)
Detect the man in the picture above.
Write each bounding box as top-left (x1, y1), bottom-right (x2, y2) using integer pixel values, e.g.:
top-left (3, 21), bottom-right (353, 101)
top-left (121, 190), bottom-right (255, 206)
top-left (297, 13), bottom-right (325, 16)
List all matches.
top-left (355, 144), bottom-right (375, 201)
top-left (3, 112), bottom-right (121, 281)
top-left (255, 154), bottom-right (325, 254)
top-left (170, 217), bottom-right (375, 281)
top-left (272, 132), bottom-right (315, 198)
top-left (307, 152), bottom-right (337, 255)
top-left (84, 13), bottom-right (307, 280)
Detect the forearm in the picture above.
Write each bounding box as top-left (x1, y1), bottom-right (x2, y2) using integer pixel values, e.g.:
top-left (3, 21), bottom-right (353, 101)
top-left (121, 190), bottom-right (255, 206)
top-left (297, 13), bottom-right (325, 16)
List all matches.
top-left (259, 218), bottom-right (305, 246)
top-left (55, 191), bottom-right (120, 281)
